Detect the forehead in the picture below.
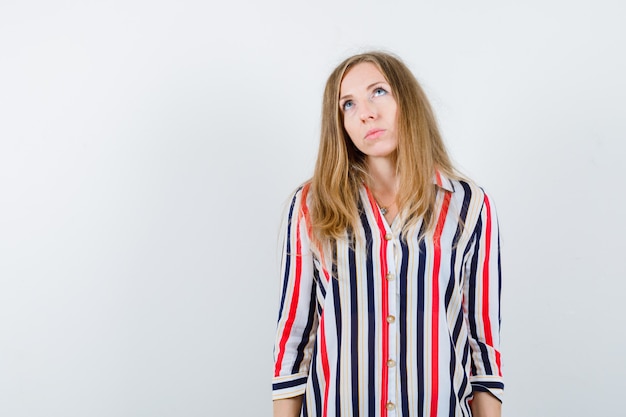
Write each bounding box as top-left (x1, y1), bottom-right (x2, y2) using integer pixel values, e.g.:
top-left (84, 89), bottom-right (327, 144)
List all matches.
top-left (339, 62), bottom-right (387, 95)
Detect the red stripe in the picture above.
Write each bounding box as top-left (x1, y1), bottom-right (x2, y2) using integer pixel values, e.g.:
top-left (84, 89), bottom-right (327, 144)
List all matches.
top-left (300, 184), bottom-right (313, 242)
top-left (274, 201), bottom-right (304, 377)
top-left (430, 192), bottom-right (451, 417)
top-left (319, 314), bottom-right (330, 417)
top-left (300, 183), bottom-right (331, 412)
top-left (481, 194), bottom-right (502, 376)
top-left (300, 184), bottom-right (330, 282)
top-left (379, 229), bottom-right (389, 417)
top-left (318, 252), bottom-right (331, 281)
top-left (364, 187), bottom-right (390, 417)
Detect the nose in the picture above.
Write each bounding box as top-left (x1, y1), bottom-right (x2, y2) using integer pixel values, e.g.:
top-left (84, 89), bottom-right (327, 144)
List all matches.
top-left (359, 101), bottom-right (377, 122)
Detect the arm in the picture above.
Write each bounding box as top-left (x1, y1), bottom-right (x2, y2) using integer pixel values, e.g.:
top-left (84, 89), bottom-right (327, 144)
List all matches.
top-left (463, 192), bottom-right (504, 404)
top-left (273, 396), bottom-right (303, 417)
top-left (272, 186), bottom-right (318, 410)
top-left (470, 391), bottom-right (501, 417)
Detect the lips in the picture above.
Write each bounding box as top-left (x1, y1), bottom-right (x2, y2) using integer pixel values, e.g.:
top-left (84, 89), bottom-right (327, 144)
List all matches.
top-left (365, 128), bottom-right (385, 140)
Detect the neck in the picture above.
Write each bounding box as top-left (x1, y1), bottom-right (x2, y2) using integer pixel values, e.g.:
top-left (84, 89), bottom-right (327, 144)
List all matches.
top-left (366, 155), bottom-right (398, 194)
top-left (366, 155), bottom-right (399, 223)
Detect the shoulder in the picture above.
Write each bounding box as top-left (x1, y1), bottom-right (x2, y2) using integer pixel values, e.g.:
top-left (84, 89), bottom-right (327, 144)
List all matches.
top-left (286, 181), bottom-right (313, 210)
top-left (282, 181), bottom-right (314, 233)
top-left (444, 175), bottom-right (485, 204)
top-left (446, 175), bottom-right (498, 228)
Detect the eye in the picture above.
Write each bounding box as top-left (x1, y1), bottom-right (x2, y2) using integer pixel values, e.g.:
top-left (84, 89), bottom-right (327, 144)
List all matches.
top-left (342, 100), bottom-right (354, 111)
top-left (373, 87), bottom-right (388, 97)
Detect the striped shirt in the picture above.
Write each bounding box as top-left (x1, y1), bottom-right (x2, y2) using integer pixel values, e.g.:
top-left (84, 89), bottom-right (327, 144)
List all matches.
top-left (273, 173), bottom-right (503, 417)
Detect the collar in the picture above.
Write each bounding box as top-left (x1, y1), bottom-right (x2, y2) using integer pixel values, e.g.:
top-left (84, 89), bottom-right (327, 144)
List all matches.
top-left (434, 170), bottom-right (455, 192)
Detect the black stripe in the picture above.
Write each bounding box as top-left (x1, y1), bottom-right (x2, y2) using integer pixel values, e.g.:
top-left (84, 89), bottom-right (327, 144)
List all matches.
top-left (470, 214), bottom-right (493, 374)
top-left (293, 282), bottom-right (318, 373)
top-left (472, 381), bottom-right (504, 390)
top-left (313, 268), bottom-right (324, 317)
top-left (416, 232), bottom-right (427, 417)
top-left (310, 342), bottom-right (322, 415)
top-left (359, 209), bottom-right (376, 417)
top-left (497, 227), bottom-right (502, 326)
top-left (315, 267), bottom-right (326, 299)
top-left (452, 311), bottom-right (464, 347)
top-left (277, 189), bottom-right (301, 320)
top-left (448, 338), bottom-right (458, 416)
top-left (399, 237), bottom-right (410, 417)
top-left (332, 247), bottom-right (342, 416)
top-left (467, 217), bottom-right (493, 375)
top-left (458, 341), bottom-right (471, 417)
top-left (272, 376), bottom-right (308, 391)
top-left (348, 232), bottom-right (360, 417)
top-left (463, 226), bottom-right (477, 378)
top-left (445, 182), bottom-right (472, 309)
top-left (446, 183), bottom-right (472, 415)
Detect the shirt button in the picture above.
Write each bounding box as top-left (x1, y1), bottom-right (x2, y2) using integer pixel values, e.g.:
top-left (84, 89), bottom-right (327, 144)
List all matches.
top-left (385, 233), bottom-right (392, 241)
top-left (386, 273), bottom-right (394, 281)
top-left (387, 359), bottom-right (396, 367)
top-left (386, 315), bottom-right (396, 323)
top-left (386, 402), bottom-right (396, 411)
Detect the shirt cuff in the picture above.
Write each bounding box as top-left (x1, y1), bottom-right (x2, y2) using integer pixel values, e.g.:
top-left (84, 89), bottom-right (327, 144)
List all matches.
top-left (470, 375), bottom-right (504, 403)
top-left (272, 372), bottom-right (308, 400)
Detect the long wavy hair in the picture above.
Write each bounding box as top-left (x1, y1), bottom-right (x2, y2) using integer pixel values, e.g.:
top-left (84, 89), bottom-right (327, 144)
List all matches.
top-left (309, 51), bottom-right (457, 243)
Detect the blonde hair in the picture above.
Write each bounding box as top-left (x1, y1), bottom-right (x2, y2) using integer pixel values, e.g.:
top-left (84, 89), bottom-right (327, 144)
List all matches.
top-left (309, 51), bottom-right (457, 243)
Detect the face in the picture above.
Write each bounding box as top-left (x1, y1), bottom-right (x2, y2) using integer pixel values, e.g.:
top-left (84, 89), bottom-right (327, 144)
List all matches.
top-left (339, 62), bottom-right (398, 161)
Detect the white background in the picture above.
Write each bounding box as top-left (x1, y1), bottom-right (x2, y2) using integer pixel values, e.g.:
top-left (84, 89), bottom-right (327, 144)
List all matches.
top-left (1, 1), bottom-right (624, 416)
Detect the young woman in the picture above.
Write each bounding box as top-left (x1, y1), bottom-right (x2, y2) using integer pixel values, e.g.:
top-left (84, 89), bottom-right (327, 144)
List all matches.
top-left (272, 51), bottom-right (503, 417)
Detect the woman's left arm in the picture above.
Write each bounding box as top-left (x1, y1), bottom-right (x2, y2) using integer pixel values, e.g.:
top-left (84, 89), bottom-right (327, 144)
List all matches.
top-left (463, 191), bottom-right (504, 409)
top-left (470, 391), bottom-right (502, 417)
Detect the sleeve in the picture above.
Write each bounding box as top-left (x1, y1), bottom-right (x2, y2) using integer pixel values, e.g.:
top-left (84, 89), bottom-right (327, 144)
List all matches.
top-left (463, 191), bottom-right (504, 402)
top-left (272, 186), bottom-right (319, 400)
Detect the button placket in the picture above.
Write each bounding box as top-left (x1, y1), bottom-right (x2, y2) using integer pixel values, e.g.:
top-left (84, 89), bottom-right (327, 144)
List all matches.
top-left (385, 235), bottom-right (399, 416)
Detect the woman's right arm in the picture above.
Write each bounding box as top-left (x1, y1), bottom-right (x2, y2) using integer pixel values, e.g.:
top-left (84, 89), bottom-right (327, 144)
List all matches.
top-left (272, 186), bottom-right (318, 414)
top-left (273, 396), bottom-right (304, 417)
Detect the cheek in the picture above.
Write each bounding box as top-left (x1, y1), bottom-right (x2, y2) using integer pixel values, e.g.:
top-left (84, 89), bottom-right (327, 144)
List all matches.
top-left (343, 117), bottom-right (359, 141)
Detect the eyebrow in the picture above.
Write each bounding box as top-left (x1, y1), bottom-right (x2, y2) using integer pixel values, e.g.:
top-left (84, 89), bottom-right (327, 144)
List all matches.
top-left (339, 81), bottom-right (389, 101)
